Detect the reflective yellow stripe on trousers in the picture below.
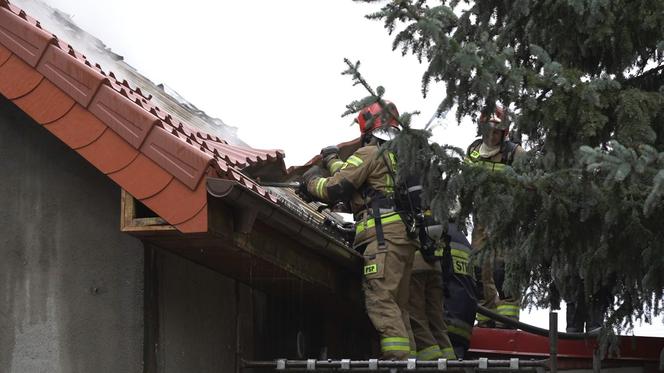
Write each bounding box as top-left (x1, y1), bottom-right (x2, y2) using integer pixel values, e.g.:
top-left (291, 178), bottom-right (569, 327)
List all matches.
top-left (380, 337), bottom-right (410, 352)
top-left (447, 324), bottom-right (472, 341)
top-left (476, 312), bottom-right (492, 322)
top-left (355, 213), bottom-right (401, 234)
top-left (441, 347), bottom-right (457, 359)
top-left (498, 304), bottom-right (520, 317)
top-left (417, 345), bottom-right (443, 360)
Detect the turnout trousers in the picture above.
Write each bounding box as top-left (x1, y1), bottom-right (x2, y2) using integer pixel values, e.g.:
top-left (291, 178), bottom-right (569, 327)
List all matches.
top-left (408, 265), bottom-right (456, 360)
top-left (472, 223), bottom-right (521, 326)
top-left (362, 235), bottom-right (417, 360)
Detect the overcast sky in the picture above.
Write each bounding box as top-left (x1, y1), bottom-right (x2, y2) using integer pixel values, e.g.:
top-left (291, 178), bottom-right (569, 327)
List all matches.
top-left (30, 0), bottom-right (476, 167)
top-left (24, 0), bottom-right (663, 337)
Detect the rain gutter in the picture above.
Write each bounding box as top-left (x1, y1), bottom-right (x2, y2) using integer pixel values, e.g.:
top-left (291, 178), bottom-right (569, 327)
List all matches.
top-left (206, 177), bottom-right (361, 269)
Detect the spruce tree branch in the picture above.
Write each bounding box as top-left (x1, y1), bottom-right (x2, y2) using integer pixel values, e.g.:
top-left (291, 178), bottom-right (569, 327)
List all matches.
top-left (398, 0), bottom-right (423, 21)
top-left (342, 58), bottom-right (378, 97)
top-left (622, 64), bottom-right (664, 91)
top-left (342, 57), bottom-right (422, 129)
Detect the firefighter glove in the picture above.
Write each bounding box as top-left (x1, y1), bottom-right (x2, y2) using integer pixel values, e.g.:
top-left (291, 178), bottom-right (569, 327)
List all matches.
top-left (320, 145), bottom-right (339, 163)
top-left (303, 165), bottom-right (324, 184)
top-left (296, 181), bottom-right (314, 203)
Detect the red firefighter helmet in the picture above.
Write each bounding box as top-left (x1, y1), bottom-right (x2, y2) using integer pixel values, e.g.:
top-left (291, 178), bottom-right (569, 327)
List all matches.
top-left (479, 105), bottom-right (510, 145)
top-left (357, 101), bottom-right (400, 140)
top-left (479, 105), bottom-right (509, 132)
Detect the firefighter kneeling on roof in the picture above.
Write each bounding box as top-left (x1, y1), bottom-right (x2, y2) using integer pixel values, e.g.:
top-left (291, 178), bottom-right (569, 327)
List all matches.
top-left (464, 105), bottom-right (525, 327)
top-left (298, 101), bottom-right (453, 360)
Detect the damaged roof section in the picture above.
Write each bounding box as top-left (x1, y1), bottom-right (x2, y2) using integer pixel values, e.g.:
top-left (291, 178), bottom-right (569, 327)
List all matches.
top-left (10, 0), bottom-right (245, 146)
top-left (0, 0), bottom-right (350, 243)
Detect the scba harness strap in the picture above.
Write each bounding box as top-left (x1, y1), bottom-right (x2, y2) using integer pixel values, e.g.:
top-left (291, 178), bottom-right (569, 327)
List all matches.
top-left (358, 184), bottom-right (399, 249)
top-left (373, 199), bottom-right (387, 249)
top-left (380, 150), bottom-right (441, 260)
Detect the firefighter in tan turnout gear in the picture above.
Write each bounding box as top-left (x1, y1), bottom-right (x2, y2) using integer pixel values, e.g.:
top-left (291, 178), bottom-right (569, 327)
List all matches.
top-left (464, 105), bottom-right (525, 327)
top-left (301, 101), bottom-right (417, 360)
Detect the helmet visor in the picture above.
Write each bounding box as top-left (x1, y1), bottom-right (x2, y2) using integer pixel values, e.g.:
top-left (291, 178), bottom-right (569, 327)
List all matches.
top-left (372, 127), bottom-right (400, 141)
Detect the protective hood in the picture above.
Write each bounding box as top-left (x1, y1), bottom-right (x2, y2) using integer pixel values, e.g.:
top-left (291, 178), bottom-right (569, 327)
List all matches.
top-left (372, 127), bottom-right (400, 141)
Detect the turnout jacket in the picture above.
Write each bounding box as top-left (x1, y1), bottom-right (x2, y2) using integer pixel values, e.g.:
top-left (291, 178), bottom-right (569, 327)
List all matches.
top-left (306, 144), bottom-right (411, 249)
top-left (464, 139), bottom-right (525, 171)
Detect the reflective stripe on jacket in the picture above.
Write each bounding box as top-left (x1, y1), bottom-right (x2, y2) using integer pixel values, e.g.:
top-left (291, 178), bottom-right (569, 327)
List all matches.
top-left (463, 139), bottom-right (524, 171)
top-left (306, 145), bottom-right (406, 247)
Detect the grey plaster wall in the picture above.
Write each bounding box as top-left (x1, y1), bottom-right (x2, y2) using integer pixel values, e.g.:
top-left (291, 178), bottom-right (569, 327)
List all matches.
top-left (154, 249), bottom-right (243, 372)
top-left (0, 97), bottom-right (144, 372)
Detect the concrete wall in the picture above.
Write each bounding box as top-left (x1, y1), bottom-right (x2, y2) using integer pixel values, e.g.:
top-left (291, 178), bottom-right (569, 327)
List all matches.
top-left (152, 248), bottom-right (244, 372)
top-left (0, 97), bottom-right (144, 373)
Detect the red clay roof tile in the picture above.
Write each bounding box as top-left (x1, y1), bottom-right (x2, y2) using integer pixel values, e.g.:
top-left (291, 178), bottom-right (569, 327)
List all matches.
top-left (44, 104), bottom-right (106, 149)
top-left (140, 126), bottom-right (213, 190)
top-left (36, 44), bottom-right (106, 107)
top-left (0, 7), bottom-right (53, 66)
top-left (206, 141), bottom-right (284, 168)
top-left (197, 132), bottom-right (226, 144)
top-left (108, 154), bottom-right (174, 200)
top-left (141, 178), bottom-right (207, 226)
top-left (76, 128), bottom-right (139, 174)
top-left (0, 1), bottom-right (287, 232)
top-left (0, 43), bottom-right (11, 65)
top-left (5, 2), bottom-right (39, 25)
top-left (89, 84), bottom-right (160, 149)
top-left (0, 54), bottom-right (43, 99)
top-left (179, 121), bottom-right (206, 142)
top-left (214, 159), bottom-right (229, 173)
top-left (174, 207), bottom-right (208, 233)
top-left (13, 78), bottom-right (74, 124)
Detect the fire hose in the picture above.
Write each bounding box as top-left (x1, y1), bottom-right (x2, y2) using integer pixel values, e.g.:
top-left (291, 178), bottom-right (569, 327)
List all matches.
top-left (476, 305), bottom-right (601, 339)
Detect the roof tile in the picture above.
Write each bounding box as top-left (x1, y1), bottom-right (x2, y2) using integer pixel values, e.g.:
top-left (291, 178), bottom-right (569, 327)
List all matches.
top-left (141, 177), bottom-right (207, 226)
top-left (140, 126), bottom-right (213, 190)
top-left (0, 43), bottom-right (11, 65)
top-left (5, 2), bottom-right (39, 26)
top-left (43, 104), bottom-right (106, 149)
top-left (0, 54), bottom-right (43, 99)
top-left (76, 128), bottom-right (139, 174)
top-left (89, 84), bottom-right (160, 149)
top-left (36, 44), bottom-right (106, 107)
top-left (206, 141), bottom-right (283, 168)
top-left (197, 132), bottom-right (226, 144)
top-left (174, 206), bottom-right (208, 233)
top-left (179, 121), bottom-right (204, 142)
top-left (108, 153), bottom-right (174, 200)
top-left (214, 159), bottom-right (229, 173)
top-left (13, 78), bottom-right (74, 124)
top-left (0, 6), bottom-right (53, 67)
